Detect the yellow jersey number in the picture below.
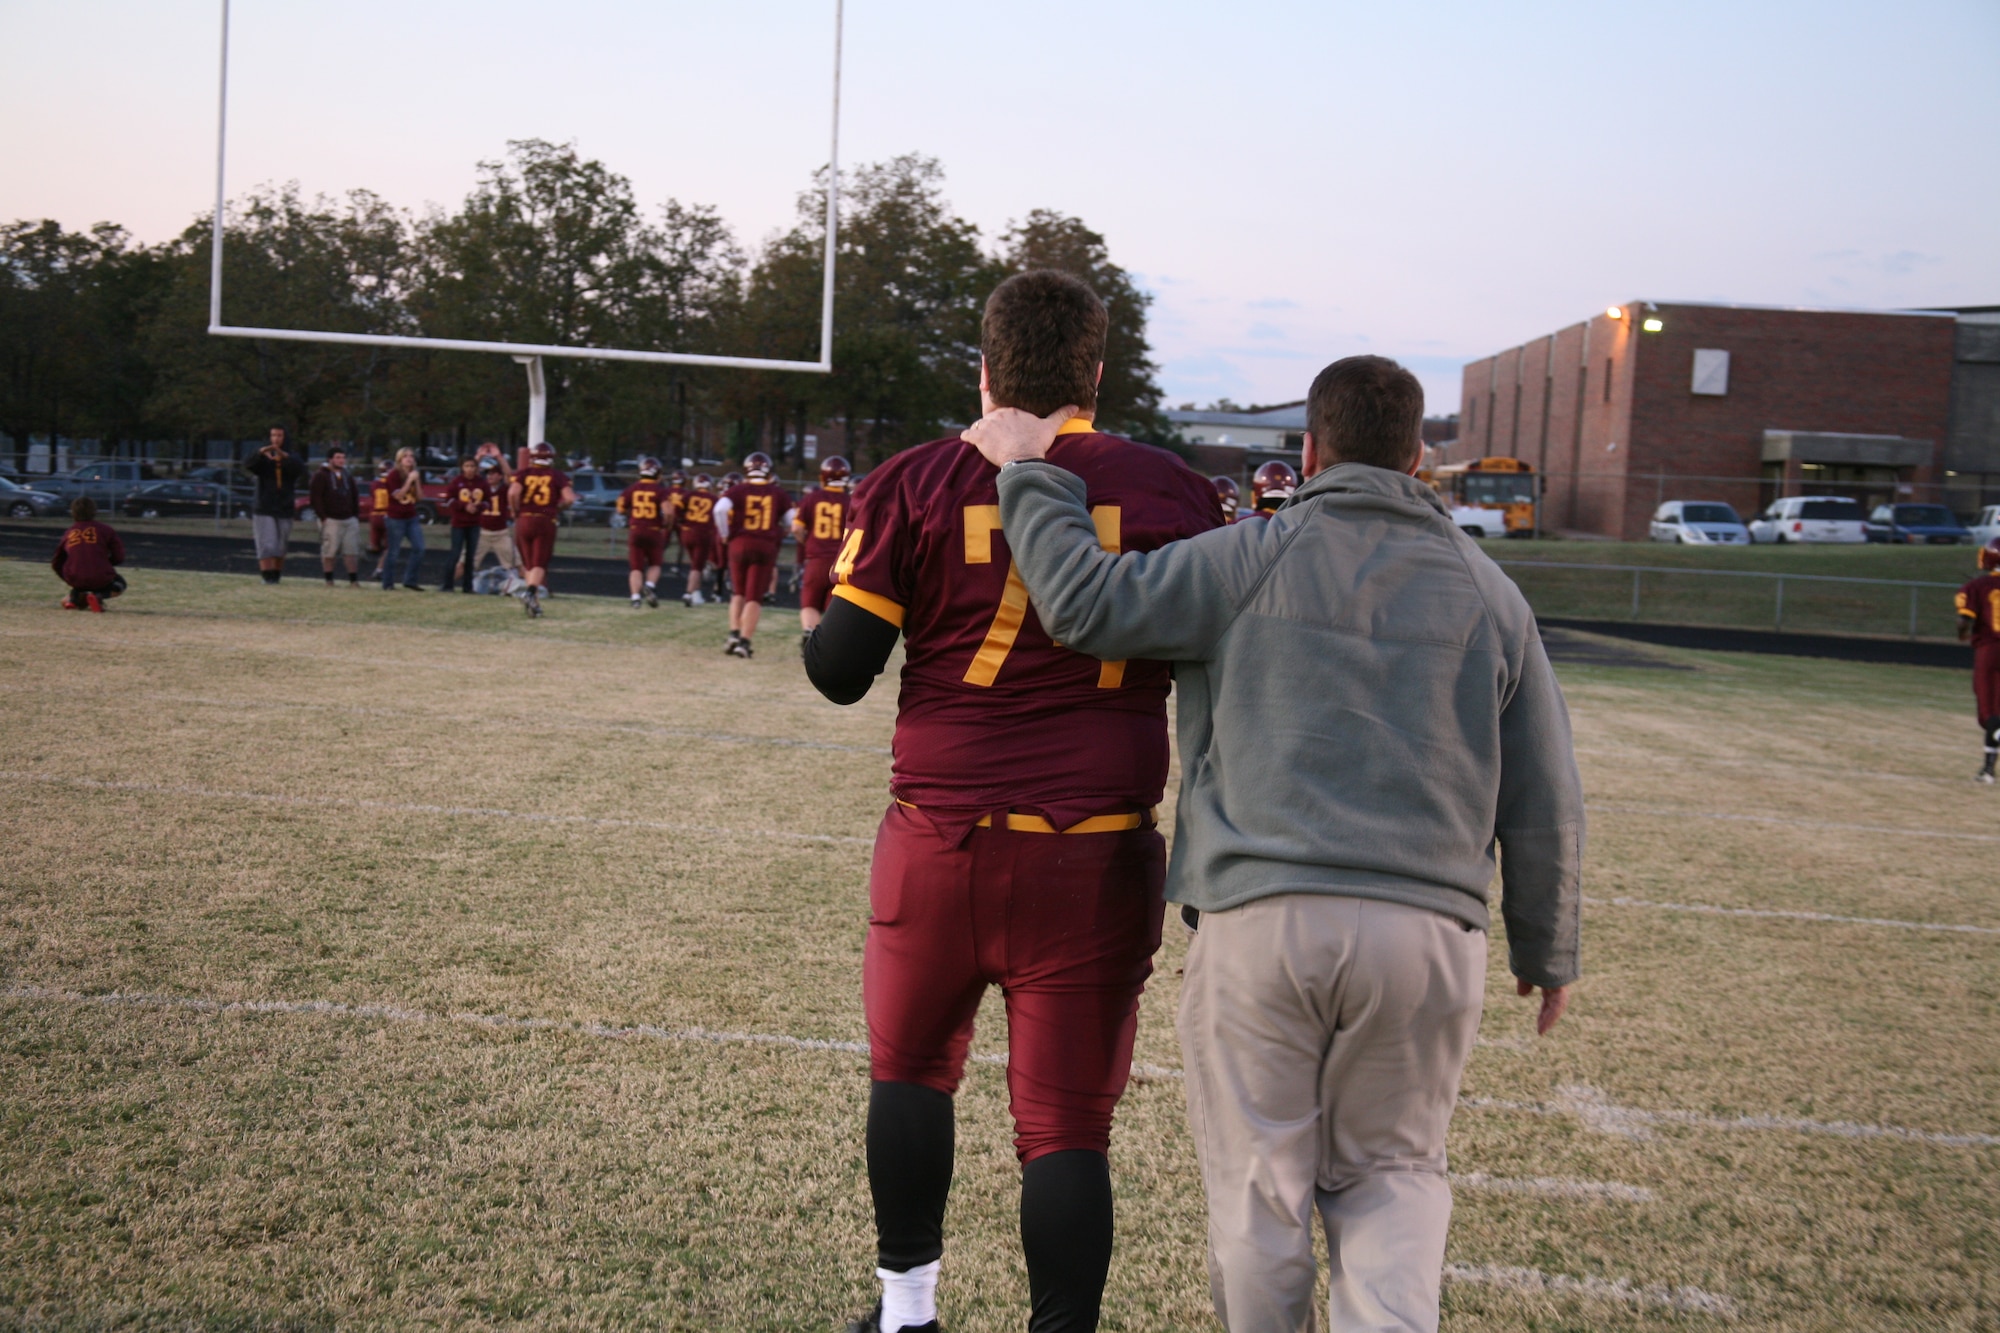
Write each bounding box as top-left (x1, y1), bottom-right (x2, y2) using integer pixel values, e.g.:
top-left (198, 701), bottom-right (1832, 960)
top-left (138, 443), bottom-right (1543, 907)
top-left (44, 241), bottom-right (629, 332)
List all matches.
top-left (684, 495), bottom-right (713, 525)
top-left (961, 505), bottom-right (1124, 689)
top-left (630, 492), bottom-right (657, 521)
top-left (742, 494), bottom-right (774, 532)
top-left (521, 475), bottom-right (552, 508)
top-left (813, 501), bottom-right (844, 540)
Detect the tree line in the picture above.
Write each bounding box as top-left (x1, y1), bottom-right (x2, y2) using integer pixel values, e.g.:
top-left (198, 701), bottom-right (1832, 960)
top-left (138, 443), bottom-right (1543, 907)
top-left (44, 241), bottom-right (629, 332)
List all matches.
top-left (0, 141), bottom-right (1176, 471)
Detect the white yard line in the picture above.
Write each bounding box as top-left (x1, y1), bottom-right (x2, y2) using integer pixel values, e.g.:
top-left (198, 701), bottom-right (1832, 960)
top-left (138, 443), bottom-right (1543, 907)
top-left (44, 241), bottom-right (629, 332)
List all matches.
top-left (9, 983), bottom-right (1994, 1150)
top-left (1586, 894), bottom-right (1999, 936)
top-left (0, 771), bottom-right (874, 847)
top-left (1447, 1173), bottom-right (1654, 1202)
top-left (1441, 1263), bottom-right (1737, 1316)
top-left (1589, 801), bottom-right (2000, 843)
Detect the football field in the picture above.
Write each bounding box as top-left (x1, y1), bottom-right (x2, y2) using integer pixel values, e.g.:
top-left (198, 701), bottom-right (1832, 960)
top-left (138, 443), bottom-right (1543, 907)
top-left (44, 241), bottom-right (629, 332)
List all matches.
top-left (2, 564), bottom-right (1995, 1331)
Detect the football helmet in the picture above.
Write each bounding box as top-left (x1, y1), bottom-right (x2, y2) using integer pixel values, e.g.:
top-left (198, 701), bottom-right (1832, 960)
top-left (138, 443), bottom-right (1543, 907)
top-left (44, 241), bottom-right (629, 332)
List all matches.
top-left (744, 451), bottom-right (774, 482)
top-left (692, 473), bottom-right (715, 492)
top-left (638, 456), bottom-right (661, 479)
top-left (723, 471), bottom-right (745, 489)
top-left (820, 455), bottom-right (852, 489)
top-left (1251, 460), bottom-right (1298, 512)
top-left (527, 441), bottom-right (556, 465)
top-left (667, 469), bottom-right (687, 489)
top-left (1211, 475), bottom-right (1240, 519)
top-left (1981, 539), bottom-right (2000, 572)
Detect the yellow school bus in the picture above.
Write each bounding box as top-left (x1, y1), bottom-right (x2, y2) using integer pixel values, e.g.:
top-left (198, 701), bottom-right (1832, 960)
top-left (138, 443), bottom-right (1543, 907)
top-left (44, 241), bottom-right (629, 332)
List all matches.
top-left (1432, 457), bottom-right (1537, 537)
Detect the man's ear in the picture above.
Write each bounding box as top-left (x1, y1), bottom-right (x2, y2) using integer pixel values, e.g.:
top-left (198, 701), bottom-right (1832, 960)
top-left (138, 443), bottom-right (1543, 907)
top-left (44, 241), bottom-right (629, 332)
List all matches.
top-left (979, 358), bottom-right (994, 416)
top-left (1301, 432), bottom-right (1321, 479)
top-left (1095, 362), bottom-right (1104, 386)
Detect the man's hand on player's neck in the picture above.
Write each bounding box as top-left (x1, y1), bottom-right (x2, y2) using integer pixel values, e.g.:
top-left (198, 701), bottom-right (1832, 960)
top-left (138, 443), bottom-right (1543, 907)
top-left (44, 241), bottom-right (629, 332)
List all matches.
top-left (963, 403), bottom-right (1081, 467)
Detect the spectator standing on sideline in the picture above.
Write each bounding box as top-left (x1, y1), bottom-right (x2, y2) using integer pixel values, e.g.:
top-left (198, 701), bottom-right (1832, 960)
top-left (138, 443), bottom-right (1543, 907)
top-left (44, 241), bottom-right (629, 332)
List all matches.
top-left (440, 457), bottom-right (485, 592)
top-left (379, 447), bottom-right (427, 592)
top-left (243, 426), bottom-right (306, 584)
top-left (51, 497), bottom-right (127, 611)
top-left (368, 457), bottom-right (393, 579)
top-left (310, 447), bottom-right (362, 586)
top-left (963, 354), bottom-right (1583, 1333)
top-left (470, 457), bottom-right (517, 584)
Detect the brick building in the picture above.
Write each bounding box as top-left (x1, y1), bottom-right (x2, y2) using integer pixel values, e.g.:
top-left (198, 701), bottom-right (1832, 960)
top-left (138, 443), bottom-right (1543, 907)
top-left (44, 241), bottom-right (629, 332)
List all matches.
top-left (1453, 302), bottom-right (1967, 539)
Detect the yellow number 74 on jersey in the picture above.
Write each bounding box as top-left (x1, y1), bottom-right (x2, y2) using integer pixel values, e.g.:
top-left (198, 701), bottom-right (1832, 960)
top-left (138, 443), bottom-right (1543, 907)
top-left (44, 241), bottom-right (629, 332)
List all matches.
top-left (961, 505), bottom-right (1123, 689)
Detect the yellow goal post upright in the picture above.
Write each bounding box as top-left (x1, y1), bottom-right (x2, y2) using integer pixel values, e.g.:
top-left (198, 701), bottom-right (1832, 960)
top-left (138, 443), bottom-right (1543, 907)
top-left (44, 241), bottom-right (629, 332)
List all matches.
top-left (205, 0), bottom-right (845, 447)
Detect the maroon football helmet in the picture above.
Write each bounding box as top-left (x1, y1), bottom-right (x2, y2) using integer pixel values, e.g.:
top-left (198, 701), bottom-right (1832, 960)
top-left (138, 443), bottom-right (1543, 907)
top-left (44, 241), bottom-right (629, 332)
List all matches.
top-left (1211, 475), bottom-right (1240, 520)
top-left (1981, 538), bottom-right (2000, 572)
top-left (1251, 461), bottom-right (1298, 512)
top-left (820, 455), bottom-right (852, 489)
top-left (744, 452), bottom-right (774, 482)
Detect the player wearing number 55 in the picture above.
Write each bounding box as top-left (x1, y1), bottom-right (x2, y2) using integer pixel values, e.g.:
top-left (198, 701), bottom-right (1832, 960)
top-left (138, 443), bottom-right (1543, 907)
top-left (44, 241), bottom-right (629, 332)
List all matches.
top-left (803, 271), bottom-right (1223, 1333)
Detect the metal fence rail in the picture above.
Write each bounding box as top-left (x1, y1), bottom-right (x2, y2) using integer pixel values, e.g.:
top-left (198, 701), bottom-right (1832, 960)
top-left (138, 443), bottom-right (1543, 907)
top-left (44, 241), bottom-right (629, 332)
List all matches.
top-left (1493, 560), bottom-right (1961, 640)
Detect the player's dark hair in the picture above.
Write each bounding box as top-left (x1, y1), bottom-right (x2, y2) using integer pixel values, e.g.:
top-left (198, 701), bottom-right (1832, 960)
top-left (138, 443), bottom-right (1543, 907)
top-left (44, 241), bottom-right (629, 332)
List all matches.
top-left (982, 271), bottom-right (1107, 417)
top-left (1306, 356), bottom-right (1424, 472)
top-left (71, 496), bottom-right (97, 522)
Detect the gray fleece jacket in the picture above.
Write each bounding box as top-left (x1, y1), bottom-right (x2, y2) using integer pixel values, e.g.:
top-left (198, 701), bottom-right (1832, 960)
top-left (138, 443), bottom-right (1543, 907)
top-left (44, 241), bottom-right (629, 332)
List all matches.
top-left (995, 458), bottom-right (1583, 988)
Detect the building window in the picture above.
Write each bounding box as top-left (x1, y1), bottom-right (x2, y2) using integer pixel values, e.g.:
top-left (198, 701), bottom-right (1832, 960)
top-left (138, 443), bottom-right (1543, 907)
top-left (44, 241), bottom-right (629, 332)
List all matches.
top-left (1691, 348), bottom-right (1730, 395)
top-left (1603, 358), bottom-right (1614, 402)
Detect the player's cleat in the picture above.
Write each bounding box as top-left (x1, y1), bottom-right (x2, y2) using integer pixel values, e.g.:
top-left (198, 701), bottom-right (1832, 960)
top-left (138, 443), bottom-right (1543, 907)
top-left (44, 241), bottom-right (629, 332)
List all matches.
top-left (845, 1303), bottom-right (939, 1333)
top-left (631, 595), bottom-right (643, 608)
top-left (85, 592), bottom-right (104, 612)
top-left (644, 583), bottom-right (659, 608)
top-left (1979, 770), bottom-right (1995, 785)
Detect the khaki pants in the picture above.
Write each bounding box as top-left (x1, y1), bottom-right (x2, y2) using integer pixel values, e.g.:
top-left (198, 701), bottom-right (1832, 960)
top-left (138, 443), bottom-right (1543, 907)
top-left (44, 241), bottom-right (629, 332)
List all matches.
top-left (473, 528), bottom-right (517, 571)
top-left (1178, 894), bottom-right (1486, 1333)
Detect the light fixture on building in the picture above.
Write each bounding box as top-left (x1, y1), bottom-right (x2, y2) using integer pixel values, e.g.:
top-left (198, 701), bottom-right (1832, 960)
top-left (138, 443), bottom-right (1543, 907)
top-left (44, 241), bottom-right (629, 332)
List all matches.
top-left (1606, 306), bottom-right (1624, 319)
top-left (1642, 317), bottom-right (1664, 333)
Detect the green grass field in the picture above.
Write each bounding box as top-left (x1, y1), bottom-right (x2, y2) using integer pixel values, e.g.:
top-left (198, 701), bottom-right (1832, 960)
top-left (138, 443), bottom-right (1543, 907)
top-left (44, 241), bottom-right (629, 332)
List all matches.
top-left (1, 562), bottom-right (1996, 1330)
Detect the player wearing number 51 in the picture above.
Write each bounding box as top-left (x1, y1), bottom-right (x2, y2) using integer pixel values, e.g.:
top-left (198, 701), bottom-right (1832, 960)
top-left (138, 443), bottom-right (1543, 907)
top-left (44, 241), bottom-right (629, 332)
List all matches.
top-left (803, 271), bottom-right (1222, 1333)
top-left (713, 453), bottom-right (795, 658)
top-left (507, 442), bottom-right (576, 618)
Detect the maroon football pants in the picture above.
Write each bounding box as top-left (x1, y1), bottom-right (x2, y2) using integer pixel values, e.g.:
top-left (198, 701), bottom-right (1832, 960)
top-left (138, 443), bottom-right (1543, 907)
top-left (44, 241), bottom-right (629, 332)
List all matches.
top-left (1977, 643), bottom-right (2000, 722)
top-left (864, 802), bottom-right (1165, 1162)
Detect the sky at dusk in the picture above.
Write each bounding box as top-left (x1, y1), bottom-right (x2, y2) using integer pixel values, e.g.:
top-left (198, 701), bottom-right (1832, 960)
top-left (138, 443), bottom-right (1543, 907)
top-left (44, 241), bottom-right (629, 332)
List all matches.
top-left (4, 0), bottom-right (1996, 415)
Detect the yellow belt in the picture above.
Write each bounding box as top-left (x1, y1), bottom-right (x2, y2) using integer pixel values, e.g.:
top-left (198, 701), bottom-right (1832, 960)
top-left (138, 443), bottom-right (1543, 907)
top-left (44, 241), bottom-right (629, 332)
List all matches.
top-left (896, 800), bottom-right (1151, 834)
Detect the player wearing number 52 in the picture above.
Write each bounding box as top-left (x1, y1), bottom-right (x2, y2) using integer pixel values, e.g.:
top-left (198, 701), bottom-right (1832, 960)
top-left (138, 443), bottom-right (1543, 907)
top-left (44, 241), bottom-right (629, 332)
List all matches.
top-left (803, 271), bottom-right (1223, 1333)
top-left (507, 442), bottom-right (576, 619)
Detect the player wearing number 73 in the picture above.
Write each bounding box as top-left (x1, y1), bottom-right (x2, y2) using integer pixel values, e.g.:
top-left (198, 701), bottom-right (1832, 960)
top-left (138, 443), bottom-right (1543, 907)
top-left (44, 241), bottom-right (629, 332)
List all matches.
top-left (803, 271), bottom-right (1223, 1333)
top-left (508, 442), bottom-right (575, 618)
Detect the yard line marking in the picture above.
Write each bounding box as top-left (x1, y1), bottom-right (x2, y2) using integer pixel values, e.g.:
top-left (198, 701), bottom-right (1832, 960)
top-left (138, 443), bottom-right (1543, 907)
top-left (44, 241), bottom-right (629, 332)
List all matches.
top-left (1462, 1084), bottom-right (2000, 1149)
top-left (1441, 1263), bottom-right (1737, 1317)
top-left (11, 984), bottom-right (1995, 1151)
top-left (1589, 801), bottom-right (2000, 843)
top-left (0, 772), bottom-right (874, 847)
top-left (1586, 894), bottom-right (1999, 937)
top-left (1448, 1173), bottom-right (1654, 1202)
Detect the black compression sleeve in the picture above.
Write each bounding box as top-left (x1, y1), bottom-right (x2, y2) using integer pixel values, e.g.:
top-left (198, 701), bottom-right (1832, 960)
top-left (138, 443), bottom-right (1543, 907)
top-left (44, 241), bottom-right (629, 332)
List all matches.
top-left (804, 594), bottom-right (901, 705)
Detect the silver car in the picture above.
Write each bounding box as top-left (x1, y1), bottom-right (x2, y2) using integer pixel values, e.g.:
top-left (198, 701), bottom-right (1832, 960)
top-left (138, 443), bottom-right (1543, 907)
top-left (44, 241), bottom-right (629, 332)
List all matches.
top-left (1650, 500), bottom-right (1749, 544)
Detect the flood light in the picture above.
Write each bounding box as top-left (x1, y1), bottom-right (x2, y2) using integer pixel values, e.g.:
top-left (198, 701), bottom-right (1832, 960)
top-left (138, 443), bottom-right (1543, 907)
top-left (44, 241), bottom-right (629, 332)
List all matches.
top-left (1642, 317), bottom-right (1664, 332)
top-left (1606, 306), bottom-right (1625, 319)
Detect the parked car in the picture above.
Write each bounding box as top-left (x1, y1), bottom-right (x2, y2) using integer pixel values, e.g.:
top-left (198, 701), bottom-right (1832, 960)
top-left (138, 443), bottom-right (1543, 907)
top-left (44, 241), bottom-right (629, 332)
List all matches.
top-left (1865, 503), bottom-right (1972, 545)
top-left (1969, 505), bottom-right (2000, 548)
top-left (0, 475), bottom-right (69, 518)
top-left (566, 470), bottom-right (632, 525)
top-left (36, 460), bottom-right (159, 508)
top-left (1748, 495), bottom-right (1868, 544)
top-left (121, 480), bottom-right (242, 519)
top-left (1650, 500), bottom-right (1750, 545)
top-left (350, 471), bottom-right (452, 524)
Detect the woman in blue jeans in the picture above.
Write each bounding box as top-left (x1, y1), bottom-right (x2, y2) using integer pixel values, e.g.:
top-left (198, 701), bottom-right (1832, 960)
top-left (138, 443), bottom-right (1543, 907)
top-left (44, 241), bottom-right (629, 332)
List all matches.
top-left (380, 447), bottom-right (427, 591)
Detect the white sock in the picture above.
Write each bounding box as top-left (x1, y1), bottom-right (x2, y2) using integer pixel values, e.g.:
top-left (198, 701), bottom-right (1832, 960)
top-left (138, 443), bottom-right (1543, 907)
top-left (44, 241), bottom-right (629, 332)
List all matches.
top-left (877, 1260), bottom-right (939, 1330)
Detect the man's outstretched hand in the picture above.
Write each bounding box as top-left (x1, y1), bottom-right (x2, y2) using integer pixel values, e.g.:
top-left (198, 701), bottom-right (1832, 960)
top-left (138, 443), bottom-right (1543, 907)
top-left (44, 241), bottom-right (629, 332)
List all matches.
top-left (962, 405), bottom-right (1080, 468)
top-left (1517, 978), bottom-right (1571, 1036)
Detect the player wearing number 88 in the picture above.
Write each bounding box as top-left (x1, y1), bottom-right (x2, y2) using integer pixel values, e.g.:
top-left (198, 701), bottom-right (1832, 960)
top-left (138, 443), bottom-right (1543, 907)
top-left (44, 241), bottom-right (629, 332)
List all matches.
top-left (507, 442), bottom-right (575, 617)
top-left (618, 458), bottom-right (674, 608)
top-left (714, 452), bottom-right (795, 658)
top-left (804, 271), bottom-right (1223, 1333)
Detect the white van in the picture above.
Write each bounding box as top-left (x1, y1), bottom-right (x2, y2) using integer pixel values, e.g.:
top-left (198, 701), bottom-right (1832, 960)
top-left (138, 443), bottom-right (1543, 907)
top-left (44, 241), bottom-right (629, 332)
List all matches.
top-left (1747, 495), bottom-right (1868, 545)
top-left (1650, 500), bottom-right (1750, 545)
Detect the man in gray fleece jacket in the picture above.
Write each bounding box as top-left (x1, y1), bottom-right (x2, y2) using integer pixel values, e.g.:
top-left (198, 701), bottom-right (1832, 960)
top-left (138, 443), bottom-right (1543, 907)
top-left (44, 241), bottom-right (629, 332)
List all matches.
top-left (963, 354), bottom-right (1583, 1333)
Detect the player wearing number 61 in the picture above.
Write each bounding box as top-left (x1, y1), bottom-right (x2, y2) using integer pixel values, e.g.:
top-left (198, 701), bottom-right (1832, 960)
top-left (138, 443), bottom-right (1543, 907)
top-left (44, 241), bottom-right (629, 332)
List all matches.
top-left (803, 271), bottom-right (1224, 1333)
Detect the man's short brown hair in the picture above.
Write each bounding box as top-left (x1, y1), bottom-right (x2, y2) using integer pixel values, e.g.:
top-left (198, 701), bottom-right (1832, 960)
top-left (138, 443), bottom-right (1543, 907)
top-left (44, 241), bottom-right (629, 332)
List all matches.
top-left (70, 496), bottom-right (96, 522)
top-left (1306, 356), bottom-right (1424, 471)
top-left (982, 271), bottom-right (1107, 416)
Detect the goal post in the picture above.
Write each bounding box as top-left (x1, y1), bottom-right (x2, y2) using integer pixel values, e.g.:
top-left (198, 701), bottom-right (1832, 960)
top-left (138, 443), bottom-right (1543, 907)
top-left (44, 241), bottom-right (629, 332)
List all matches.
top-left (206, 0), bottom-right (843, 379)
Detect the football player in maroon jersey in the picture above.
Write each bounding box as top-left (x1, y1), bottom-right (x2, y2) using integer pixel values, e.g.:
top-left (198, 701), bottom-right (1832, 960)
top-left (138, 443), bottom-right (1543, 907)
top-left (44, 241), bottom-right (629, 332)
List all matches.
top-left (51, 496), bottom-right (127, 611)
top-left (507, 442), bottom-right (575, 618)
top-left (440, 457), bottom-right (486, 592)
top-left (791, 455), bottom-right (851, 652)
top-left (1241, 459), bottom-right (1298, 521)
top-left (1211, 474), bottom-right (1240, 522)
top-left (617, 457), bottom-right (674, 608)
top-left (469, 457), bottom-right (517, 582)
top-left (804, 271), bottom-right (1224, 1333)
top-left (1956, 539), bottom-right (2000, 782)
top-left (714, 453), bottom-right (794, 658)
top-left (677, 474), bottom-right (720, 606)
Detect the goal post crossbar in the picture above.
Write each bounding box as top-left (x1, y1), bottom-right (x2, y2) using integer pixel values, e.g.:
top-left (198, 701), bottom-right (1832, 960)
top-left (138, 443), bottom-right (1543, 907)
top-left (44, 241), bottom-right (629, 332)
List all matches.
top-left (207, 0), bottom-right (843, 375)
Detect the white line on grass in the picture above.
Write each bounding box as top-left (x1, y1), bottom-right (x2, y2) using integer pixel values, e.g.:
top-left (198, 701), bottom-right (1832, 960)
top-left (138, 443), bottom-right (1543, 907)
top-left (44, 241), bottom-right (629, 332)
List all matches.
top-left (1442, 1263), bottom-right (1737, 1317)
top-left (0, 772), bottom-right (875, 847)
top-left (1589, 801), bottom-right (2000, 843)
top-left (1462, 1084), bottom-right (2000, 1149)
top-left (10, 983), bottom-right (1995, 1150)
top-left (1585, 894), bottom-right (1999, 936)
top-left (1447, 1173), bottom-right (1654, 1202)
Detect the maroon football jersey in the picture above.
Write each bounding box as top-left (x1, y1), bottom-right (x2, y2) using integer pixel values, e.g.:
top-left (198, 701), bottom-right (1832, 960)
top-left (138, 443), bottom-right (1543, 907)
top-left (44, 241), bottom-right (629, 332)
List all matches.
top-left (444, 473), bottom-right (486, 527)
top-left (619, 479), bottom-right (673, 533)
top-left (833, 421), bottom-right (1225, 831)
top-left (798, 486), bottom-right (850, 560)
top-left (514, 464), bottom-right (570, 519)
top-left (722, 480), bottom-right (794, 551)
top-left (477, 474), bottom-right (511, 531)
top-left (51, 520), bottom-right (124, 588)
top-left (382, 468), bottom-right (421, 520)
top-left (1957, 573), bottom-right (2000, 646)
top-left (679, 489), bottom-right (717, 533)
